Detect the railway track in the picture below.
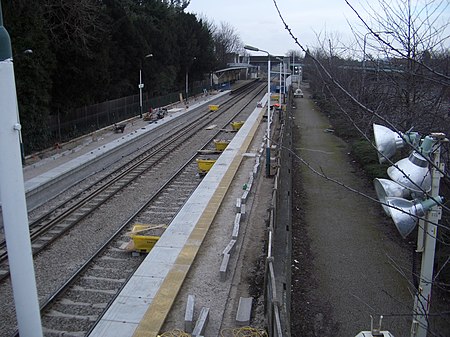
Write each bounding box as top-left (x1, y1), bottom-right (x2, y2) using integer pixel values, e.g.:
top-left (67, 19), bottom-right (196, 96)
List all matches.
top-left (0, 81), bottom-right (263, 283)
top-left (5, 82), bottom-right (266, 337)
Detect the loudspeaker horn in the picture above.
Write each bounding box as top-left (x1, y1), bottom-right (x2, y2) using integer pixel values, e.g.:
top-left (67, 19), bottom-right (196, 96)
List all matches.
top-left (373, 124), bottom-right (405, 164)
top-left (374, 178), bottom-right (411, 215)
top-left (387, 151), bottom-right (431, 193)
top-left (386, 196), bottom-right (443, 238)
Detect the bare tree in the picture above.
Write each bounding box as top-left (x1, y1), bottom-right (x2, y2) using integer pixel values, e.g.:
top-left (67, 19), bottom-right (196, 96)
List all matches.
top-left (345, 0), bottom-right (450, 134)
top-left (213, 21), bottom-right (242, 67)
top-left (42, 0), bottom-right (105, 56)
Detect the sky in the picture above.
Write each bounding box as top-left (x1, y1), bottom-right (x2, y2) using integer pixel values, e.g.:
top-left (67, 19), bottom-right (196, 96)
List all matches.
top-left (186, 0), bottom-right (450, 57)
top-left (186, 0), bottom-right (370, 56)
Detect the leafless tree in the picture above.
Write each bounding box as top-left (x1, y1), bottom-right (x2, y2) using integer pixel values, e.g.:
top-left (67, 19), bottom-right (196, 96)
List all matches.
top-left (212, 21), bottom-right (242, 67)
top-left (42, 0), bottom-right (105, 56)
top-left (345, 0), bottom-right (449, 134)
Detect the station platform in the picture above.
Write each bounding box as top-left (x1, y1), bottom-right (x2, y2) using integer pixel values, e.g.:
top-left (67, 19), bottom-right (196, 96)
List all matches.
top-left (22, 90), bottom-right (230, 211)
top-left (88, 94), bottom-right (270, 337)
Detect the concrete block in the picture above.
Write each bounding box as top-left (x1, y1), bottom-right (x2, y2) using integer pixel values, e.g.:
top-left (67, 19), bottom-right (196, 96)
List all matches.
top-left (253, 163), bottom-right (259, 177)
top-left (240, 205), bottom-right (246, 221)
top-left (236, 197), bottom-right (241, 212)
top-left (232, 213), bottom-right (241, 239)
top-left (222, 239), bottom-right (237, 256)
top-left (236, 297), bottom-right (253, 326)
top-left (184, 294), bottom-right (195, 333)
top-left (219, 253), bottom-right (230, 281)
top-left (241, 190), bottom-right (249, 204)
top-left (192, 307), bottom-right (210, 336)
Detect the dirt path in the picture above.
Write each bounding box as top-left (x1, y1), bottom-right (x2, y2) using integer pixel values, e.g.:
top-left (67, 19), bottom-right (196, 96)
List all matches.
top-left (290, 89), bottom-right (415, 336)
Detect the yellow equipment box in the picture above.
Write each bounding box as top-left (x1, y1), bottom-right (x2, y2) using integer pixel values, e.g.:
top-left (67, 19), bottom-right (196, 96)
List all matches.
top-left (196, 158), bottom-right (216, 174)
top-left (213, 139), bottom-right (229, 151)
top-left (130, 224), bottom-right (161, 253)
top-left (230, 121), bottom-right (244, 131)
top-left (208, 104), bottom-right (220, 111)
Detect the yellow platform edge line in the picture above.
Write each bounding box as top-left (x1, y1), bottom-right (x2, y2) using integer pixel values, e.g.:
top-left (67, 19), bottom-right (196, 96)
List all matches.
top-left (132, 108), bottom-right (264, 337)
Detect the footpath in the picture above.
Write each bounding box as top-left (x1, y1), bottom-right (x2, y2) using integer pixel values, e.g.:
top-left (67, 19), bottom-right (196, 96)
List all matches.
top-left (290, 86), bottom-right (414, 336)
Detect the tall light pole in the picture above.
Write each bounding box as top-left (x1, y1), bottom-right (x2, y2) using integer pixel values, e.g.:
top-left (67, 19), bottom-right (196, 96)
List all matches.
top-left (276, 57), bottom-right (283, 107)
top-left (0, 4), bottom-right (43, 336)
top-left (139, 53), bottom-right (153, 118)
top-left (362, 31), bottom-right (393, 90)
top-left (244, 44), bottom-right (272, 177)
top-left (185, 56), bottom-right (197, 101)
top-left (15, 48), bottom-right (33, 163)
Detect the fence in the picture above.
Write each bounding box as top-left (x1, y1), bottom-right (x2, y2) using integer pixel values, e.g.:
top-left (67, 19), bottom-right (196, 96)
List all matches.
top-left (263, 90), bottom-right (293, 336)
top-left (47, 81), bottom-right (211, 144)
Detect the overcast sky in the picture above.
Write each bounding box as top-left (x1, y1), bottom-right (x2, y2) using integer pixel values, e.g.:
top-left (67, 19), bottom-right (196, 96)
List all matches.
top-left (186, 0), bottom-right (450, 57)
top-left (186, 0), bottom-right (369, 56)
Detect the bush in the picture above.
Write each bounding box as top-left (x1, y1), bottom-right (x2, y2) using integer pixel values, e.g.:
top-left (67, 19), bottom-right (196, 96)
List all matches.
top-left (350, 139), bottom-right (389, 180)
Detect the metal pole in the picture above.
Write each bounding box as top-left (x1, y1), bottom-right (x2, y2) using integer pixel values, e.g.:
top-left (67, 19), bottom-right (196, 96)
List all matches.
top-left (362, 33), bottom-right (369, 92)
top-left (139, 68), bottom-right (143, 118)
top-left (185, 70), bottom-right (188, 100)
top-left (0, 4), bottom-right (43, 336)
top-left (266, 56), bottom-right (271, 177)
top-left (279, 60), bottom-right (282, 107)
top-left (410, 140), bottom-right (443, 337)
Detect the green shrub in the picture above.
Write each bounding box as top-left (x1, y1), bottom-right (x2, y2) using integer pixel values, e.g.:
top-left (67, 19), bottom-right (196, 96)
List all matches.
top-left (350, 139), bottom-right (389, 180)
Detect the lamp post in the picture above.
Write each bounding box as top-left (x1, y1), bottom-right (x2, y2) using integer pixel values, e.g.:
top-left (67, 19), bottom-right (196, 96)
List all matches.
top-left (15, 48), bottom-right (33, 163)
top-left (362, 31), bottom-right (393, 90)
top-left (244, 44), bottom-right (272, 177)
top-left (185, 57), bottom-right (197, 101)
top-left (0, 4), bottom-right (43, 336)
top-left (139, 53), bottom-right (153, 118)
top-left (276, 57), bottom-right (283, 107)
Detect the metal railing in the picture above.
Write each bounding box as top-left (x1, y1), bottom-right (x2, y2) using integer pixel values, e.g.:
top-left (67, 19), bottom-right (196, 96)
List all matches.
top-left (263, 93), bottom-right (293, 336)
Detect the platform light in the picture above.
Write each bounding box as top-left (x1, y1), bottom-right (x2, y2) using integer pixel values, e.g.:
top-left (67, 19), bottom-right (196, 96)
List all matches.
top-left (244, 44), bottom-right (273, 177)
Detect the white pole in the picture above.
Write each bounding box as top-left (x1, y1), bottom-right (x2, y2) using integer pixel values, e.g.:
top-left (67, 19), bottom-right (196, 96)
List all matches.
top-left (410, 140), bottom-right (443, 337)
top-left (266, 56), bottom-right (271, 177)
top-left (0, 7), bottom-right (43, 336)
top-left (279, 60), bottom-right (282, 107)
top-left (139, 68), bottom-right (143, 118)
